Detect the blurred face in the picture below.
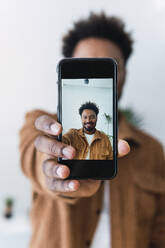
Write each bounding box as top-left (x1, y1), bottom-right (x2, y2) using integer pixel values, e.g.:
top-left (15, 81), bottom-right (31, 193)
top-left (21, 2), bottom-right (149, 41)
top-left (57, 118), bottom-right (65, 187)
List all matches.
top-left (81, 109), bottom-right (97, 134)
top-left (73, 38), bottom-right (126, 99)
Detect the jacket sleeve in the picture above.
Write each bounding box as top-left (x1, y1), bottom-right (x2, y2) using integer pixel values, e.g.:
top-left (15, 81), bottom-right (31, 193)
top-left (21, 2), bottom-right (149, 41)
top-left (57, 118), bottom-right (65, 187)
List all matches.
top-left (62, 130), bottom-right (73, 145)
top-left (149, 194), bottom-right (165, 248)
top-left (149, 144), bottom-right (165, 247)
top-left (19, 110), bottom-right (80, 204)
top-left (106, 135), bottom-right (113, 160)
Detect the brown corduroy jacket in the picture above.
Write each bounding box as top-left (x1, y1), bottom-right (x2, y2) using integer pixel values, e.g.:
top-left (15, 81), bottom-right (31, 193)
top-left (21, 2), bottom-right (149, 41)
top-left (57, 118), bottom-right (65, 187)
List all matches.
top-left (62, 128), bottom-right (113, 160)
top-left (19, 110), bottom-right (165, 248)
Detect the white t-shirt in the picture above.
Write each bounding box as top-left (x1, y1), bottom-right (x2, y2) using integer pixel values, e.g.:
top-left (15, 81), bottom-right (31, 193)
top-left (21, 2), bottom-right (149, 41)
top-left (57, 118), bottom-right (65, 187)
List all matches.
top-left (84, 133), bottom-right (94, 159)
top-left (84, 133), bottom-right (111, 247)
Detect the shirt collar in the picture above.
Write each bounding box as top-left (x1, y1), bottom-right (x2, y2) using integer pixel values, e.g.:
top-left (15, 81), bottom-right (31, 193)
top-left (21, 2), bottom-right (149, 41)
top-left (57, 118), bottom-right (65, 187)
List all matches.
top-left (78, 128), bottom-right (102, 140)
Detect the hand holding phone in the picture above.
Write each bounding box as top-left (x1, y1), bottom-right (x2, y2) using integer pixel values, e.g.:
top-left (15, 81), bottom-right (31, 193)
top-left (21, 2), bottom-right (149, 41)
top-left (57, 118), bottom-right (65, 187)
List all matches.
top-left (34, 114), bottom-right (130, 197)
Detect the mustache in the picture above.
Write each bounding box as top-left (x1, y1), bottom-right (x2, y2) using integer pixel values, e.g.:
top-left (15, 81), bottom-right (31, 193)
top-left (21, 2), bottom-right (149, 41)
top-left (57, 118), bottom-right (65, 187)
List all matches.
top-left (84, 122), bottom-right (94, 125)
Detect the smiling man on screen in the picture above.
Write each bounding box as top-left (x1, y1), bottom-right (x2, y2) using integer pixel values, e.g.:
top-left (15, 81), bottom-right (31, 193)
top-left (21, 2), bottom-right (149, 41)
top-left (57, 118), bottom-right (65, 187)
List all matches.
top-left (63, 101), bottom-right (113, 160)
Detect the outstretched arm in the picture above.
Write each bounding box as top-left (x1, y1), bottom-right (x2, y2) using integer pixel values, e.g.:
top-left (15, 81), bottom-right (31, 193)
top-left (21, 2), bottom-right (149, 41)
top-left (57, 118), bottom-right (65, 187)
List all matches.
top-left (20, 110), bottom-right (130, 204)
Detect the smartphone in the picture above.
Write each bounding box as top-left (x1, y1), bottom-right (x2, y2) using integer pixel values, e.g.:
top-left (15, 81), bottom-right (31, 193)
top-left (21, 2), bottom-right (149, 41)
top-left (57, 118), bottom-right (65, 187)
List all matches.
top-left (57, 58), bottom-right (118, 180)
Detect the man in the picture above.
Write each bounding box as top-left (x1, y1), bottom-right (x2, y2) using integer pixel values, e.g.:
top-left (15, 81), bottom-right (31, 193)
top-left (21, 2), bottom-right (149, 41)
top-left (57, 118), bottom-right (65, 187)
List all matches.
top-left (63, 101), bottom-right (113, 160)
top-left (19, 13), bottom-right (165, 248)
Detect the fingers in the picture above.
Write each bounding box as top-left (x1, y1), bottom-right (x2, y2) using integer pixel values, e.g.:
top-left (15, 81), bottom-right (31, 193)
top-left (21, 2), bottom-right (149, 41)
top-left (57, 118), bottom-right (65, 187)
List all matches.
top-left (34, 135), bottom-right (76, 159)
top-left (118, 139), bottom-right (130, 158)
top-left (46, 178), bottom-right (80, 192)
top-left (42, 159), bottom-right (70, 179)
top-left (35, 115), bottom-right (62, 136)
top-left (42, 159), bottom-right (80, 192)
top-left (34, 115), bottom-right (79, 192)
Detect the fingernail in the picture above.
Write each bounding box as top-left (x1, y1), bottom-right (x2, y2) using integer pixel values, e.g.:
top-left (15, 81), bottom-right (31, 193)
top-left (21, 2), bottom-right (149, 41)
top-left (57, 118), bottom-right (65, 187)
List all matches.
top-left (118, 140), bottom-right (130, 154)
top-left (56, 166), bottom-right (63, 177)
top-left (51, 124), bottom-right (60, 134)
top-left (68, 181), bottom-right (75, 190)
top-left (62, 147), bottom-right (74, 159)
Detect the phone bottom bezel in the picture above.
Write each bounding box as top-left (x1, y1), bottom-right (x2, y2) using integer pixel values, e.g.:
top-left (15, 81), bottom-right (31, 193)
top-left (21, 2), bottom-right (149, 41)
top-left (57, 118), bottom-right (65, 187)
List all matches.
top-left (58, 159), bottom-right (117, 180)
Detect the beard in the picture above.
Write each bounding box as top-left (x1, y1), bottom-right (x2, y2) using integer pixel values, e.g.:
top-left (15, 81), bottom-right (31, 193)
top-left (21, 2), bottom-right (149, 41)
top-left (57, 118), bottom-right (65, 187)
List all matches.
top-left (83, 122), bottom-right (96, 132)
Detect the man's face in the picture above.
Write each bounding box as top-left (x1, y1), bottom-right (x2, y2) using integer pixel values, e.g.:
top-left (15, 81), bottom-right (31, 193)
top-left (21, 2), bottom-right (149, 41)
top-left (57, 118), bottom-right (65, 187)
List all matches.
top-left (81, 109), bottom-right (97, 134)
top-left (73, 38), bottom-right (126, 99)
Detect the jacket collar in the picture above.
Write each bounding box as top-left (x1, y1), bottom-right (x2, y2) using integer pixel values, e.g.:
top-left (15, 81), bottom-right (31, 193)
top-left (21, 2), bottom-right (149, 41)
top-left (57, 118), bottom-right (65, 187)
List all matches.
top-left (78, 128), bottom-right (102, 141)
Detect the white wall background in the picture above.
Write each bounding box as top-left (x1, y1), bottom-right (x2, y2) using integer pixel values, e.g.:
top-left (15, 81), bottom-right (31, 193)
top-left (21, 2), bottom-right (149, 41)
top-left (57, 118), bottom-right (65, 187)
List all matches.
top-left (0, 0), bottom-right (165, 216)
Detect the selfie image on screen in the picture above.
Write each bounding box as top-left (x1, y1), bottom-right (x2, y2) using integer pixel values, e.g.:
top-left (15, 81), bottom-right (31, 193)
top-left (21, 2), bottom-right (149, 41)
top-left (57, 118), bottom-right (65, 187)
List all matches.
top-left (62, 78), bottom-right (113, 160)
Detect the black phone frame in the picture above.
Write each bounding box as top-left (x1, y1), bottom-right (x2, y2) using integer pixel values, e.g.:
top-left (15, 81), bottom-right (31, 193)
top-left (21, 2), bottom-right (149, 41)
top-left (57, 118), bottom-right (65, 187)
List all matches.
top-left (57, 58), bottom-right (118, 180)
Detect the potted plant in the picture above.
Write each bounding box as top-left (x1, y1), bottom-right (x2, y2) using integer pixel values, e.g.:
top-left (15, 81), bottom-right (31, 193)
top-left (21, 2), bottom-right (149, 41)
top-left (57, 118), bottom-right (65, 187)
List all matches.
top-left (4, 197), bottom-right (14, 218)
top-left (103, 113), bottom-right (113, 142)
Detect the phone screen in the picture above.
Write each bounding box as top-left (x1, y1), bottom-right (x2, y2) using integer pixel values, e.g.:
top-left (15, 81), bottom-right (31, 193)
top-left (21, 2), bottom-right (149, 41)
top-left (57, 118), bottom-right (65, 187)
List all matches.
top-left (61, 78), bottom-right (113, 160)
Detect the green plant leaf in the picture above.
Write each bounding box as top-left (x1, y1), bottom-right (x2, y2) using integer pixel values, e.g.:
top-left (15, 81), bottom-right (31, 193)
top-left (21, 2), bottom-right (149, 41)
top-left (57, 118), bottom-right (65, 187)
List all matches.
top-left (119, 107), bottom-right (143, 128)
